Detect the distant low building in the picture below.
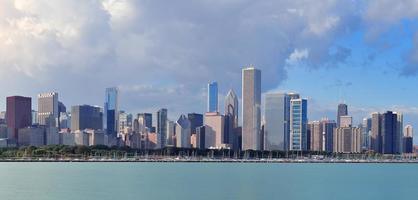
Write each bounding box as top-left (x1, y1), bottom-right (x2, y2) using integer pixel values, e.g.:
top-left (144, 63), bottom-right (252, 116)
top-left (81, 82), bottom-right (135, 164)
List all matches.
top-left (18, 126), bottom-right (45, 147)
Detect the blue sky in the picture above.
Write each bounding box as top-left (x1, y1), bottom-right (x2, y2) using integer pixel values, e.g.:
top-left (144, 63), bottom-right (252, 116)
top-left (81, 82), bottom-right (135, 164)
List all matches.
top-left (1, 0), bottom-right (418, 142)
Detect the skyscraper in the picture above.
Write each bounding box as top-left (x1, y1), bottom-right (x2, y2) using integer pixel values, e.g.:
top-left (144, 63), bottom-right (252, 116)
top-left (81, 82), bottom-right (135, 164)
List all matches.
top-left (188, 113), bottom-right (203, 135)
top-left (37, 92), bottom-right (59, 127)
top-left (224, 89), bottom-right (239, 148)
top-left (264, 93), bottom-right (290, 151)
top-left (137, 113), bottom-right (152, 130)
top-left (225, 89), bottom-right (239, 127)
top-left (6, 96), bottom-right (32, 140)
top-left (156, 108), bottom-right (168, 149)
top-left (166, 120), bottom-right (175, 146)
top-left (322, 119), bottom-right (336, 152)
top-left (362, 118), bottom-right (372, 150)
top-left (290, 98), bottom-right (308, 151)
top-left (333, 127), bottom-right (362, 153)
top-left (370, 111), bottom-right (403, 154)
top-left (242, 67), bottom-right (261, 150)
top-left (403, 125), bottom-right (413, 153)
top-left (337, 103), bottom-right (348, 127)
top-left (71, 105), bottom-right (103, 131)
top-left (176, 114), bottom-right (191, 148)
top-left (339, 116), bottom-right (352, 127)
top-left (308, 121), bottom-right (322, 151)
top-left (204, 112), bottom-right (225, 149)
top-left (207, 82), bottom-right (218, 112)
top-left (104, 87), bottom-right (119, 137)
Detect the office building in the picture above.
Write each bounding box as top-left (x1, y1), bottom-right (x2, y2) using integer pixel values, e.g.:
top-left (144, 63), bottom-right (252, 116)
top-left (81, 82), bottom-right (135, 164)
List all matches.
top-left (31, 110), bottom-right (37, 125)
top-left (166, 120), bottom-right (176, 146)
top-left (339, 116), bottom-right (352, 128)
top-left (322, 119), bottom-right (336, 152)
top-left (71, 105), bottom-right (103, 131)
top-left (119, 111), bottom-right (133, 135)
top-left (264, 93), bottom-right (290, 151)
top-left (59, 112), bottom-right (71, 129)
top-left (156, 108), bottom-right (168, 149)
top-left (403, 125), bottom-right (413, 153)
top-left (74, 130), bottom-right (89, 146)
top-left (204, 112), bottom-right (225, 149)
top-left (45, 127), bottom-right (59, 145)
top-left (6, 96), bottom-right (32, 140)
top-left (196, 126), bottom-right (205, 149)
top-left (290, 98), bottom-right (308, 151)
top-left (18, 126), bottom-right (45, 147)
top-left (104, 87), bottom-right (119, 136)
top-left (337, 103), bottom-right (348, 127)
top-left (37, 92), bottom-right (59, 127)
top-left (137, 113), bottom-right (152, 130)
top-left (308, 121), bottom-right (322, 151)
top-left (242, 67), bottom-right (261, 150)
top-left (86, 129), bottom-right (105, 146)
top-left (207, 82), bottom-right (218, 112)
top-left (370, 111), bottom-right (403, 154)
top-left (224, 89), bottom-right (239, 148)
top-left (176, 114), bottom-right (191, 148)
top-left (362, 118), bottom-right (372, 150)
top-left (188, 113), bottom-right (203, 135)
top-left (333, 127), bottom-right (362, 153)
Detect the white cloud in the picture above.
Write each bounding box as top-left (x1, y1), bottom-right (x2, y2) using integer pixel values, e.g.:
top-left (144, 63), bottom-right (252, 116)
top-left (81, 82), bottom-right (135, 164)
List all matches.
top-left (286, 48), bottom-right (309, 65)
top-left (0, 0), bottom-right (414, 120)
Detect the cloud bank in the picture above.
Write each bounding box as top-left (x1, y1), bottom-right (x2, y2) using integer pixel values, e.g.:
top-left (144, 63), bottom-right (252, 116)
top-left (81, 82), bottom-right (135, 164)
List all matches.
top-left (0, 0), bottom-right (417, 118)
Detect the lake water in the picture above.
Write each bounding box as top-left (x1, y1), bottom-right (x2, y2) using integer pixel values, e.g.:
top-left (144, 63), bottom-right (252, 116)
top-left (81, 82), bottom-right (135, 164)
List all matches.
top-left (0, 162), bottom-right (416, 200)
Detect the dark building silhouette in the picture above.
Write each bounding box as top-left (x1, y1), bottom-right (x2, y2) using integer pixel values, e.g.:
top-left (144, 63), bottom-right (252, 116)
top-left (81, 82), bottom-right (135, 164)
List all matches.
top-left (371, 111), bottom-right (402, 154)
top-left (71, 105), bottom-right (103, 131)
top-left (6, 96), bottom-right (32, 140)
top-left (323, 120), bottom-right (337, 152)
top-left (196, 126), bottom-right (205, 149)
top-left (187, 113), bottom-right (203, 135)
top-left (403, 137), bottom-right (413, 153)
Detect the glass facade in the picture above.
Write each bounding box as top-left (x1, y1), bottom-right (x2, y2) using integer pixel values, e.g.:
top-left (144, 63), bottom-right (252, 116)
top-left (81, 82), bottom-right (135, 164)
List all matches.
top-left (207, 82), bottom-right (218, 112)
top-left (104, 87), bottom-right (119, 136)
top-left (290, 99), bottom-right (307, 151)
top-left (264, 93), bottom-right (290, 151)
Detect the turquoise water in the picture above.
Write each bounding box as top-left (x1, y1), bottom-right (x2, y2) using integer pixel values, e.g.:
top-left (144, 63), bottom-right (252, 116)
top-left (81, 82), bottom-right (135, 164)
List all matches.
top-left (0, 163), bottom-right (416, 200)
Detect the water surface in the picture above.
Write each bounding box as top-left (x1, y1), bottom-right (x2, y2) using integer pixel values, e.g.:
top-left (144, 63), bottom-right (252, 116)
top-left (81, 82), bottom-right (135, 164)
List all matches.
top-left (0, 162), bottom-right (416, 200)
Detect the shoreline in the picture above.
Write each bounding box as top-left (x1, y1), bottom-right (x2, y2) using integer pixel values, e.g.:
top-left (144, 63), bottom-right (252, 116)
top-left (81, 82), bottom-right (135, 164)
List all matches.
top-left (1, 158), bottom-right (417, 164)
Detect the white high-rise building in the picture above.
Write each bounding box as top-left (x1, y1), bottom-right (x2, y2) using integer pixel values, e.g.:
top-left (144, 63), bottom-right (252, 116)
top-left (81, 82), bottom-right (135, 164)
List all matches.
top-left (263, 93), bottom-right (290, 151)
top-left (37, 92), bottom-right (59, 127)
top-left (290, 98), bottom-right (308, 151)
top-left (242, 67), bottom-right (261, 150)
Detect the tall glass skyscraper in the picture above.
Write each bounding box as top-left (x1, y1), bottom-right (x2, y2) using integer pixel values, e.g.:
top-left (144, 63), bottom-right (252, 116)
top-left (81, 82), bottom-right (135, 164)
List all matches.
top-left (224, 89), bottom-right (239, 148)
top-left (242, 67), bottom-right (261, 151)
top-left (290, 98), bottom-right (308, 151)
top-left (156, 108), bottom-right (168, 149)
top-left (263, 93), bottom-right (290, 151)
top-left (207, 82), bottom-right (218, 112)
top-left (104, 87), bottom-right (119, 137)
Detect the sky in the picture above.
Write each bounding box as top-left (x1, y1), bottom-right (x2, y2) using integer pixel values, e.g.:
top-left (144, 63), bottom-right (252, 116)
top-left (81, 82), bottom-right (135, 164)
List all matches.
top-left (1, 0), bottom-right (418, 140)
